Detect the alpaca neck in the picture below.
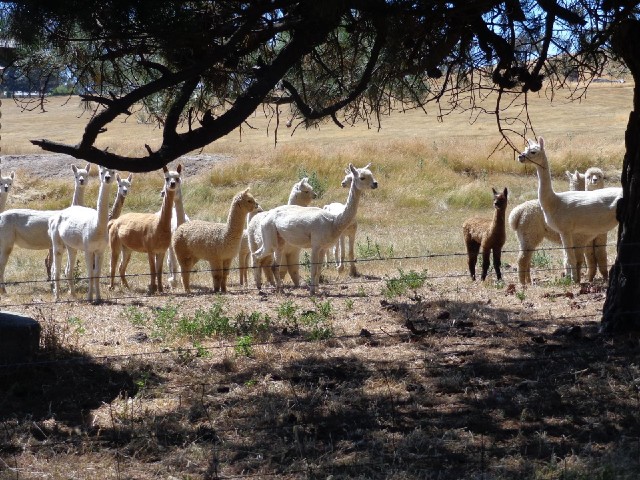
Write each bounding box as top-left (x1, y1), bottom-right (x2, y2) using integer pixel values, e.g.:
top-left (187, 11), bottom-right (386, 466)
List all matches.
top-left (158, 189), bottom-right (176, 230)
top-left (289, 191), bottom-right (311, 207)
top-left (72, 186), bottom-right (86, 207)
top-left (0, 193), bottom-right (7, 213)
top-left (534, 155), bottom-right (557, 208)
top-left (95, 180), bottom-right (113, 233)
top-left (173, 189), bottom-right (187, 226)
top-left (224, 199), bottom-right (247, 239)
top-left (109, 192), bottom-right (126, 221)
top-left (491, 206), bottom-right (507, 236)
top-left (335, 182), bottom-right (361, 230)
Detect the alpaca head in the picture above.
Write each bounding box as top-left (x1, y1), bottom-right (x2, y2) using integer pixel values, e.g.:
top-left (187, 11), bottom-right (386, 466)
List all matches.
top-left (290, 177), bottom-right (317, 205)
top-left (492, 187), bottom-right (508, 210)
top-left (565, 170), bottom-right (585, 191)
top-left (584, 167), bottom-right (605, 190)
top-left (72, 163), bottom-right (91, 188)
top-left (99, 165), bottom-right (116, 185)
top-left (349, 163), bottom-right (378, 191)
top-left (518, 137), bottom-right (546, 168)
top-left (234, 188), bottom-right (259, 214)
top-left (116, 173), bottom-right (133, 198)
top-left (162, 163), bottom-right (182, 195)
top-left (0, 169), bottom-right (15, 193)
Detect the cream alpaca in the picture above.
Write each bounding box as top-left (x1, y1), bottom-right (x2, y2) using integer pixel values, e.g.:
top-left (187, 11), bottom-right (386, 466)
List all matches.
top-left (584, 167), bottom-right (609, 281)
top-left (238, 205), bottom-right (264, 287)
top-left (517, 137), bottom-right (621, 282)
top-left (108, 165), bottom-right (181, 293)
top-left (173, 188), bottom-right (258, 293)
top-left (247, 177), bottom-right (317, 290)
top-left (161, 169), bottom-right (190, 289)
top-left (109, 173), bottom-right (134, 221)
top-left (0, 169), bottom-right (16, 212)
top-left (0, 164), bottom-right (91, 293)
top-left (49, 166), bottom-right (116, 302)
top-left (254, 164), bottom-right (378, 295)
top-left (323, 167), bottom-right (362, 277)
top-left (462, 188), bottom-right (508, 281)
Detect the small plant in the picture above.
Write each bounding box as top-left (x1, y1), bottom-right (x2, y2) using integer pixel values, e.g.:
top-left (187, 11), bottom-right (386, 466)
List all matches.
top-left (382, 269), bottom-right (427, 299)
top-left (234, 311), bottom-right (271, 338)
top-left (277, 300), bottom-right (299, 333)
top-left (516, 290), bottom-right (527, 302)
top-left (178, 302), bottom-right (233, 340)
top-left (235, 335), bottom-right (254, 357)
top-left (356, 286), bottom-right (367, 297)
top-left (532, 249), bottom-right (553, 269)
top-left (357, 236), bottom-right (394, 260)
top-left (345, 298), bottom-right (354, 310)
top-left (124, 305), bottom-right (148, 327)
top-left (301, 299), bottom-right (334, 340)
top-left (151, 304), bottom-right (179, 341)
top-left (67, 316), bottom-right (85, 335)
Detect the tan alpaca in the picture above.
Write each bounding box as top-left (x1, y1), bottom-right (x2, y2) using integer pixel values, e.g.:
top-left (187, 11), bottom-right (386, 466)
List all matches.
top-left (108, 165), bottom-right (181, 293)
top-left (462, 188), bottom-right (508, 281)
top-left (173, 188), bottom-right (258, 293)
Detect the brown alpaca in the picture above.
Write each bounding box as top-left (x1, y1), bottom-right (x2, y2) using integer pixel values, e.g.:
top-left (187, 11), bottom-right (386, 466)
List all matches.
top-left (172, 188), bottom-right (258, 293)
top-left (108, 165), bottom-right (182, 293)
top-left (462, 187), bottom-right (508, 281)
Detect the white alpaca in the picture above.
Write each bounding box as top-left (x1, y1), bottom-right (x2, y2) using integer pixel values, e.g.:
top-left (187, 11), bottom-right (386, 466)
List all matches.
top-left (254, 164), bottom-right (378, 295)
top-left (160, 168), bottom-right (190, 289)
top-left (0, 169), bottom-right (16, 212)
top-left (323, 167), bottom-right (362, 277)
top-left (238, 205), bottom-right (264, 287)
top-left (0, 164), bottom-right (92, 293)
top-left (49, 166), bottom-right (116, 302)
top-left (517, 137), bottom-right (621, 283)
top-left (584, 167), bottom-right (609, 281)
top-left (246, 177), bottom-right (317, 290)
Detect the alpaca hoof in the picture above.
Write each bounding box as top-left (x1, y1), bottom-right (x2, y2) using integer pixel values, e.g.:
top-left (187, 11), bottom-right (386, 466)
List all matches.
top-left (337, 265), bottom-right (345, 273)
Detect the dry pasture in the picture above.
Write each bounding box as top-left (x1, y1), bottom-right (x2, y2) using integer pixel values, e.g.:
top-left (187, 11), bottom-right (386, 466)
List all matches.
top-left (1, 84), bottom-right (640, 479)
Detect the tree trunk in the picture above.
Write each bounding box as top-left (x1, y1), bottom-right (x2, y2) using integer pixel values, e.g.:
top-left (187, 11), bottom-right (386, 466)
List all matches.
top-left (602, 19), bottom-right (640, 333)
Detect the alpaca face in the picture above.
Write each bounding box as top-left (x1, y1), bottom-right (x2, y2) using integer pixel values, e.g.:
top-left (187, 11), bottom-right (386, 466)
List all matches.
top-left (351, 164), bottom-right (378, 191)
top-left (72, 163), bottom-right (91, 188)
top-left (99, 166), bottom-right (116, 185)
top-left (0, 171), bottom-right (14, 193)
top-left (492, 187), bottom-right (508, 210)
top-left (294, 178), bottom-right (317, 202)
top-left (585, 167), bottom-right (604, 189)
top-left (162, 165), bottom-right (182, 193)
top-left (518, 138), bottom-right (545, 166)
top-left (116, 173), bottom-right (133, 197)
top-left (237, 190), bottom-right (259, 213)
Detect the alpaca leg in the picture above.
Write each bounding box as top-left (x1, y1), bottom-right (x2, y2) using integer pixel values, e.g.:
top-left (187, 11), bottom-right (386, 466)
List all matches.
top-left (239, 251), bottom-right (247, 286)
top-left (252, 254), bottom-right (263, 290)
top-left (147, 252), bottom-right (158, 293)
top-left (560, 233), bottom-right (579, 283)
top-left (347, 230), bottom-right (357, 277)
top-left (574, 246), bottom-right (586, 283)
top-left (210, 259), bottom-right (223, 292)
top-left (109, 240), bottom-right (121, 290)
top-left (221, 258), bottom-right (232, 292)
top-left (119, 248), bottom-right (132, 289)
top-left (153, 252), bottom-right (166, 293)
top-left (480, 247), bottom-right (492, 281)
top-left (287, 249), bottom-right (301, 288)
top-left (167, 246), bottom-right (179, 288)
top-left (308, 247), bottom-right (323, 295)
top-left (262, 256), bottom-right (276, 287)
top-left (45, 249), bottom-right (53, 282)
top-left (585, 241), bottom-right (598, 282)
top-left (178, 257), bottom-right (195, 293)
top-left (594, 233), bottom-right (609, 281)
top-left (492, 248), bottom-right (503, 281)
top-left (0, 246), bottom-right (14, 294)
top-left (92, 251), bottom-right (104, 302)
top-left (517, 248), bottom-right (533, 285)
top-left (272, 249), bottom-right (284, 292)
top-left (83, 250), bottom-right (94, 302)
top-left (66, 247), bottom-right (78, 296)
top-left (336, 236), bottom-right (345, 273)
top-left (466, 241), bottom-right (480, 281)
top-left (50, 241), bottom-right (63, 301)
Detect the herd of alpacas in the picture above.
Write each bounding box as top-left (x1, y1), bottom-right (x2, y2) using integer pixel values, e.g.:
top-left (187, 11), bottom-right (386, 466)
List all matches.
top-left (0, 137), bottom-right (624, 302)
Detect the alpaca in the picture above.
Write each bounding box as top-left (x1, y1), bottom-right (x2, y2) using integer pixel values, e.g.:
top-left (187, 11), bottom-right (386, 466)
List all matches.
top-left (45, 163), bottom-right (93, 280)
top-left (173, 188), bottom-right (259, 293)
top-left (0, 169), bottom-right (16, 212)
top-left (108, 173), bottom-right (134, 221)
top-left (162, 169), bottom-right (190, 289)
top-left (108, 165), bottom-right (182, 293)
top-left (238, 205), bottom-right (264, 287)
top-left (49, 166), bottom-right (116, 302)
top-left (509, 168), bottom-right (590, 285)
top-left (462, 188), bottom-right (508, 281)
top-left (253, 164), bottom-right (378, 295)
top-left (247, 177), bottom-right (317, 290)
top-left (323, 167), bottom-right (362, 277)
top-left (517, 137), bottom-right (621, 283)
top-left (584, 167), bottom-right (609, 281)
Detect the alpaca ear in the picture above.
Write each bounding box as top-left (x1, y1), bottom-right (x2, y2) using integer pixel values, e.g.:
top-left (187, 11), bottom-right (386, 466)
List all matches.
top-left (127, 173), bottom-right (133, 182)
top-left (176, 164), bottom-right (183, 174)
top-left (503, 187), bottom-right (508, 197)
top-left (72, 164), bottom-right (78, 173)
top-left (85, 163), bottom-right (91, 173)
top-left (364, 163), bottom-right (372, 170)
top-left (10, 172), bottom-right (15, 180)
top-left (116, 173), bottom-right (121, 182)
top-left (538, 136), bottom-right (545, 149)
top-left (162, 165), bottom-right (169, 173)
top-left (348, 163), bottom-right (357, 175)
top-left (492, 187), bottom-right (498, 196)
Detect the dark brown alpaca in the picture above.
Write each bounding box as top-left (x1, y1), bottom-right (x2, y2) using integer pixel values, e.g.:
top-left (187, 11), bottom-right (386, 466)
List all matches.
top-left (462, 187), bottom-right (508, 281)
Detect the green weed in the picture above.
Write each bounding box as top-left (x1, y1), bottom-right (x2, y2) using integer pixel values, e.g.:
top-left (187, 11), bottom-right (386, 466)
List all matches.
top-left (151, 304), bottom-right (179, 341)
top-left (178, 303), bottom-right (233, 339)
top-left (382, 269), bottom-right (428, 298)
top-left (357, 236), bottom-right (394, 260)
top-left (235, 335), bottom-right (254, 357)
top-left (124, 305), bottom-right (148, 327)
top-left (297, 168), bottom-right (327, 199)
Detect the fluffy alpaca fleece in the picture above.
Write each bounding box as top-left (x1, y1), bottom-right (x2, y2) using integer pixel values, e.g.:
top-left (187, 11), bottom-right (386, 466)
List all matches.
top-left (0, 169), bottom-right (16, 212)
top-left (462, 188), bottom-right (508, 281)
top-left (173, 188), bottom-right (258, 293)
top-left (254, 164), bottom-right (378, 296)
top-left (247, 177), bottom-right (317, 290)
top-left (509, 168), bottom-right (590, 285)
top-left (517, 137), bottom-right (622, 282)
top-left (108, 165), bottom-right (181, 293)
top-left (583, 167), bottom-right (609, 281)
top-left (49, 166), bottom-right (116, 302)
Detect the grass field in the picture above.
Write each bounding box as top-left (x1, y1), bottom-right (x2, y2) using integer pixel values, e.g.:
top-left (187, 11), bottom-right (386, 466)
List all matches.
top-left (0, 82), bottom-right (638, 479)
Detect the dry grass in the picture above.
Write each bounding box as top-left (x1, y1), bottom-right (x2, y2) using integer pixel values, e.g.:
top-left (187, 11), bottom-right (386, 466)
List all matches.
top-left (1, 83), bottom-right (639, 479)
